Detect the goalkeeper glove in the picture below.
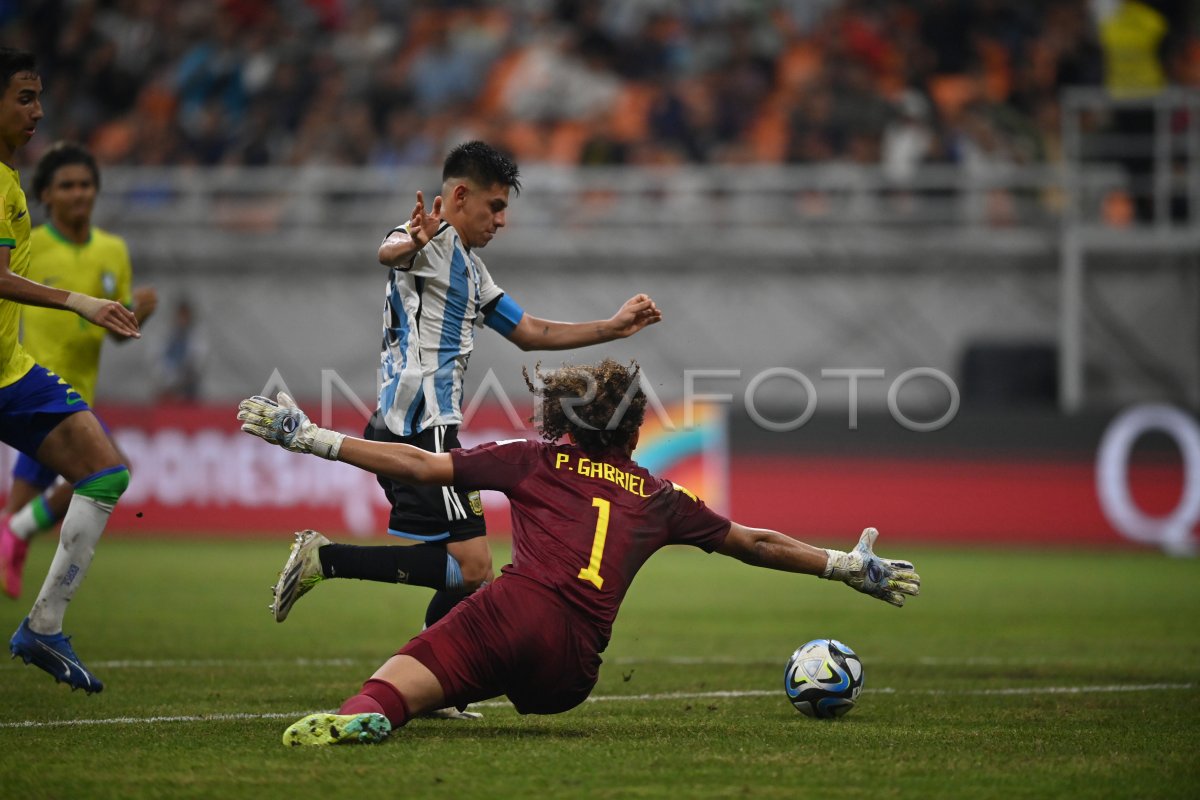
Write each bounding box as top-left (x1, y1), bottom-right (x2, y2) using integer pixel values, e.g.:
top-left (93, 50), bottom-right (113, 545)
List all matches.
top-left (822, 527), bottom-right (920, 607)
top-left (237, 392), bottom-right (345, 460)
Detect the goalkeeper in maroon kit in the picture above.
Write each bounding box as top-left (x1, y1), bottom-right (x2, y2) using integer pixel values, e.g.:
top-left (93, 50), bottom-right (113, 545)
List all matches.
top-left (237, 359), bottom-right (920, 746)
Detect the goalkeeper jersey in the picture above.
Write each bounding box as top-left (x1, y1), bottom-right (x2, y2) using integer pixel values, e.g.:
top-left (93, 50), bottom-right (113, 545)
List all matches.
top-left (21, 223), bottom-right (132, 404)
top-left (451, 438), bottom-right (732, 646)
top-left (0, 162), bottom-right (35, 388)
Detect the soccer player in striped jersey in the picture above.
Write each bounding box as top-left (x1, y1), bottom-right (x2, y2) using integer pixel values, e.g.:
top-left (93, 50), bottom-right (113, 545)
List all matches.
top-left (238, 360), bottom-right (919, 745)
top-left (269, 143), bottom-right (662, 672)
top-left (0, 48), bottom-right (140, 693)
top-left (0, 141), bottom-right (157, 600)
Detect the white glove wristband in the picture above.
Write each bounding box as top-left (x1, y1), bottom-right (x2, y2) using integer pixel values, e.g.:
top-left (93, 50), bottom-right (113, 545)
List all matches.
top-left (307, 428), bottom-right (345, 460)
top-left (64, 291), bottom-right (107, 322)
top-left (822, 549), bottom-right (852, 582)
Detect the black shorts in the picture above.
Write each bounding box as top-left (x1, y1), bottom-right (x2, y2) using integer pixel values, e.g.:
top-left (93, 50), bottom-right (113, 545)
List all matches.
top-left (363, 412), bottom-right (487, 544)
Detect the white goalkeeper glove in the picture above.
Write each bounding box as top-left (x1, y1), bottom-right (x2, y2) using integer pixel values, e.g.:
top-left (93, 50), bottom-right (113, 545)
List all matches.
top-left (237, 392), bottom-right (345, 460)
top-left (822, 527), bottom-right (920, 607)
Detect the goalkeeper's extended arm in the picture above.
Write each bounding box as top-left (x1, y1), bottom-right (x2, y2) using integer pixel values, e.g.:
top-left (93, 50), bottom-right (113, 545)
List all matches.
top-left (237, 393), bottom-right (454, 485)
top-left (718, 523), bottom-right (920, 607)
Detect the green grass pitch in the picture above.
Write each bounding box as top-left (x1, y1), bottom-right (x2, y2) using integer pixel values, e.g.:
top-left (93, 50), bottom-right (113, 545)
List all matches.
top-left (1, 538), bottom-right (1198, 799)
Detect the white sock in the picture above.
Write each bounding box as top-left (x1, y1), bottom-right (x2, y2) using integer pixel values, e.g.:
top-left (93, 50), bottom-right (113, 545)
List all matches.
top-left (10, 501), bottom-right (42, 540)
top-left (27, 494), bottom-right (113, 635)
top-left (8, 483), bottom-right (63, 540)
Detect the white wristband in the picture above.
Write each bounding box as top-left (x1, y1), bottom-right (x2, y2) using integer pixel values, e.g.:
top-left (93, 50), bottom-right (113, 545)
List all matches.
top-left (64, 291), bottom-right (107, 321)
top-left (309, 429), bottom-right (345, 461)
top-left (822, 549), bottom-right (851, 581)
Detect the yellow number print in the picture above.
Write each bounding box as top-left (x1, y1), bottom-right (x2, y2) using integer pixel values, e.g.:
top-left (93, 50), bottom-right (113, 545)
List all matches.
top-left (577, 497), bottom-right (610, 590)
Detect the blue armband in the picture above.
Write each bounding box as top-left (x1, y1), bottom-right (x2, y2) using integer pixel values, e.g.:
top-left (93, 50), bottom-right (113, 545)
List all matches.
top-left (483, 294), bottom-right (525, 337)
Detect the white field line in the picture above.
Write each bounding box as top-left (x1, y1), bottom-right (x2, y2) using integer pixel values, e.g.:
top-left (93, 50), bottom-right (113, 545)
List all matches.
top-left (0, 683), bottom-right (1193, 730)
top-left (86, 655), bottom-right (1126, 669)
top-left (90, 658), bottom-right (362, 669)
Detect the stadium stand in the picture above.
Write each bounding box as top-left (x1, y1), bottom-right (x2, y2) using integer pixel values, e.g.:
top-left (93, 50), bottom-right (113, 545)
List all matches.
top-left (7, 0), bottom-right (1194, 172)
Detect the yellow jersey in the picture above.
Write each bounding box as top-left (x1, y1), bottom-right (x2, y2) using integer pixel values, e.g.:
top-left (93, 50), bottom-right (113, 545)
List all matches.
top-left (21, 223), bottom-right (132, 403)
top-left (0, 161), bottom-right (35, 388)
top-left (1100, 1), bottom-right (1167, 98)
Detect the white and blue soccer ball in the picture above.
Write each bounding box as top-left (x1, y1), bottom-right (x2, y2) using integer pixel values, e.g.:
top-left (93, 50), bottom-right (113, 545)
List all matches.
top-left (784, 638), bottom-right (864, 718)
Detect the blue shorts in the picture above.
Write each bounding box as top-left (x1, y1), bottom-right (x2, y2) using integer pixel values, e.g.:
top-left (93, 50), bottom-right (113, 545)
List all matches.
top-left (13, 452), bottom-right (58, 490)
top-left (0, 364), bottom-right (90, 460)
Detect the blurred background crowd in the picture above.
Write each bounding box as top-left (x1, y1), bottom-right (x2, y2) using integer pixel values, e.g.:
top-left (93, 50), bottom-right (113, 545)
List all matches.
top-left (6, 0), bottom-right (1198, 172)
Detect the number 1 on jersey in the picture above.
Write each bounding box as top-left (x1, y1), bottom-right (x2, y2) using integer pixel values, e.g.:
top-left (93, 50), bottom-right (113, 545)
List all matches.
top-left (577, 497), bottom-right (610, 590)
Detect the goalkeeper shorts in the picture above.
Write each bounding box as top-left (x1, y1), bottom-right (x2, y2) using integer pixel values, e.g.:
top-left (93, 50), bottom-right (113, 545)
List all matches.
top-left (398, 572), bottom-right (603, 715)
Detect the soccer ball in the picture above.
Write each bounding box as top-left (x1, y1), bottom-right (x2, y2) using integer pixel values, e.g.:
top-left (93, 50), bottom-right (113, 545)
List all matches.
top-left (784, 638), bottom-right (864, 718)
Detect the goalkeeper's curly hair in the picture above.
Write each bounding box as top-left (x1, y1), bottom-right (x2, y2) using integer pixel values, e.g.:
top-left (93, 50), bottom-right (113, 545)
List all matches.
top-left (523, 359), bottom-right (645, 458)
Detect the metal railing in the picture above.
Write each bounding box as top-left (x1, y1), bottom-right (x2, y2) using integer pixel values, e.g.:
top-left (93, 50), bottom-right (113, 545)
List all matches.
top-left (91, 161), bottom-right (1091, 269)
top-left (1059, 88), bottom-right (1200, 413)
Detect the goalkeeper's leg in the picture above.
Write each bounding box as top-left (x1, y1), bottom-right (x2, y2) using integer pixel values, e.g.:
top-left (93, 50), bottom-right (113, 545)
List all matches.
top-left (301, 537), bottom-right (491, 721)
top-left (282, 654), bottom-right (446, 746)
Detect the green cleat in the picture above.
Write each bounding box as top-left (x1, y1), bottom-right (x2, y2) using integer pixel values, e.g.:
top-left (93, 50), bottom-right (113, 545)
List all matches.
top-left (270, 530), bottom-right (329, 622)
top-left (282, 713), bottom-right (391, 747)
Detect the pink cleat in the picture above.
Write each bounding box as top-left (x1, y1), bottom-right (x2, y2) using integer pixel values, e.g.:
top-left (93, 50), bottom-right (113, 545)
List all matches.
top-left (0, 517), bottom-right (29, 600)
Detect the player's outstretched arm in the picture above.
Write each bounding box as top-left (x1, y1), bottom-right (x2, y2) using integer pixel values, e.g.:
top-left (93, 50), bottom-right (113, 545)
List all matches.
top-left (507, 293), bottom-right (662, 351)
top-left (237, 393), bottom-right (453, 485)
top-left (335, 436), bottom-right (454, 486)
top-left (1, 247), bottom-right (141, 337)
top-left (717, 523), bottom-right (920, 607)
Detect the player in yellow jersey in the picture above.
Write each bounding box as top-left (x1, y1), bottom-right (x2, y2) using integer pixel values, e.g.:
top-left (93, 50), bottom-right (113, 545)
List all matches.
top-left (0, 48), bottom-right (140, 694)
top-left (1, 141), bottom-right (157, 600)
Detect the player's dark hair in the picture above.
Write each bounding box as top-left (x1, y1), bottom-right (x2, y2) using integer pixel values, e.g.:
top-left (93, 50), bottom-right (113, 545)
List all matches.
top-left (443, 140), bottom-right (521, 195)
top-left (32, 141), bottom-right (100, 199)
top-left (0, 47), bottom-right (37, 92)
top-left (524, 359), bottom-right (646, 457)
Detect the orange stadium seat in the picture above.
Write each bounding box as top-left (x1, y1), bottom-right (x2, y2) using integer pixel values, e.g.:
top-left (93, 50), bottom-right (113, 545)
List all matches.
top-left (978, 39), bottom-right (1012, 103)
top-left (609, 83), bottom-right (655, 142)
top-left (547, 120), bottom-right (590, 165)
top-left (928, 74), bottom-right (979, 122)
top-left (776, 41), bottom-right (823, 91)
top-left (478, 49), bottom-right (525, 116)
top-left (748, 94), bottom-right (790, 162)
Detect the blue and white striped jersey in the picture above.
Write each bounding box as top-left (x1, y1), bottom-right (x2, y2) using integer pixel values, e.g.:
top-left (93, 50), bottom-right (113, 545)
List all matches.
top-left (377, 221), bottom-right (510, 436)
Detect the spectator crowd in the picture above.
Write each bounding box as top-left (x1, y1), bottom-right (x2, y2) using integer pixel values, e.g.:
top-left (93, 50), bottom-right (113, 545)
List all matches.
top-left (5, 0), bottom-right (1198, 175)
